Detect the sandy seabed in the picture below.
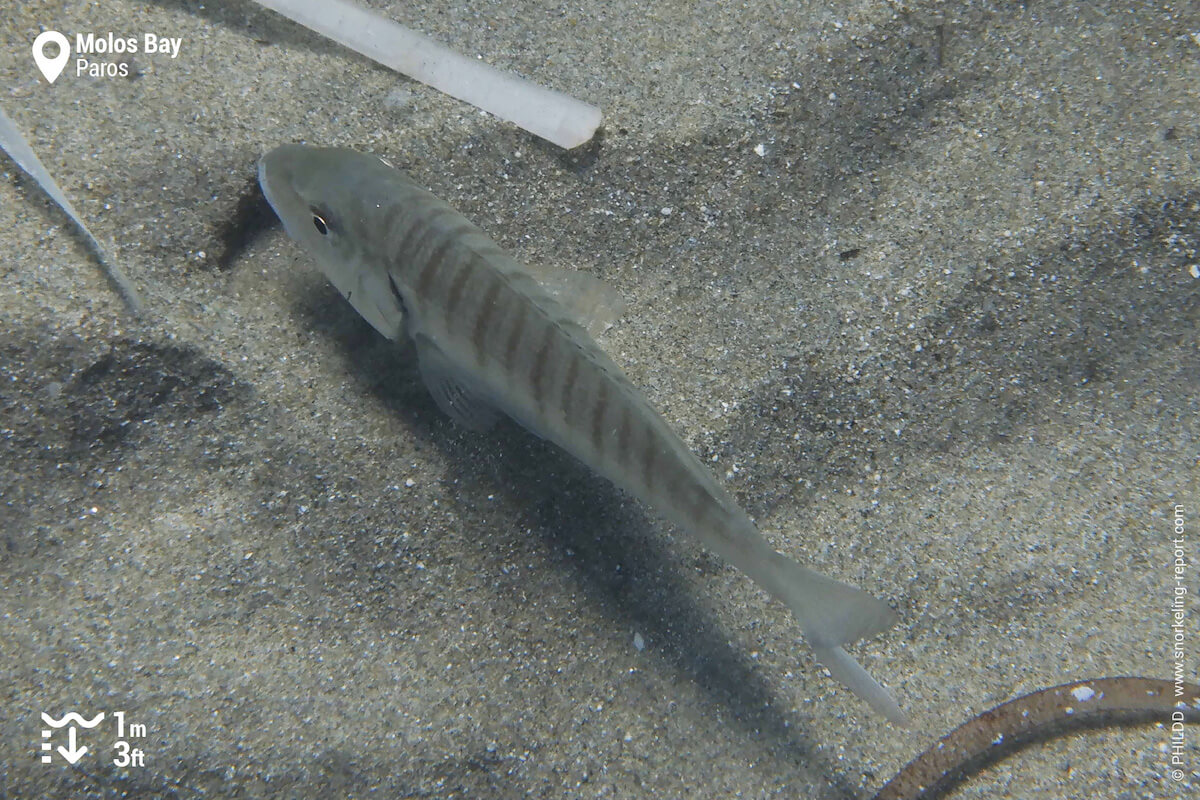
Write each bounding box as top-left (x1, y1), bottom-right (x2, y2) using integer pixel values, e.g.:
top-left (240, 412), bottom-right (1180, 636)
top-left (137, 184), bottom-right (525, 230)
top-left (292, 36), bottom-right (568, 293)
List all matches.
top-left (2, 1), bottom-right (1198, 797)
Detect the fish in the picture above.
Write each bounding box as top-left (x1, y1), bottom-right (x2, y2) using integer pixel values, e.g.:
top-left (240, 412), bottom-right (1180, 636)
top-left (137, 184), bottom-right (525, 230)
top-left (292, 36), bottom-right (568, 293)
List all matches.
top-left (258, 144), bottom-right (907, 724)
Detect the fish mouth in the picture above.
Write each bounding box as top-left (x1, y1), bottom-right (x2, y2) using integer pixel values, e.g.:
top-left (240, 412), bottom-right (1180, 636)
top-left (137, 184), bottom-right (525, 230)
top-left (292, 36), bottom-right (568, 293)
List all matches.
top-left (258, 144), bottom-right (301, 216)
top-left (259, 144), bottom-right (325, 243)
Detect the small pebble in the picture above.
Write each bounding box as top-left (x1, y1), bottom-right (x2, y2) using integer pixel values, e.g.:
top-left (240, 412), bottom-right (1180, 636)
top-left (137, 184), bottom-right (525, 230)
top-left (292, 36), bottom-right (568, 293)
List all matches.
top-left (1070, 685), bottom-right (1096, 702)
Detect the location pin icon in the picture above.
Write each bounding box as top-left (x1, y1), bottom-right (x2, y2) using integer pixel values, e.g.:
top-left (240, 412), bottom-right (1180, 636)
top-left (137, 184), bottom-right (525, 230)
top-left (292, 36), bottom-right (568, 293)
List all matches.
top-left (32, 31), bottom-right (70, 84)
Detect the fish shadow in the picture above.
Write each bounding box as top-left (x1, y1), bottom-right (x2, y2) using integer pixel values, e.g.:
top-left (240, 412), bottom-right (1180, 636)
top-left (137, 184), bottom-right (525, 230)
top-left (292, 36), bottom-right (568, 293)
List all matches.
top-left (291, 285), bottom-right (869, 798)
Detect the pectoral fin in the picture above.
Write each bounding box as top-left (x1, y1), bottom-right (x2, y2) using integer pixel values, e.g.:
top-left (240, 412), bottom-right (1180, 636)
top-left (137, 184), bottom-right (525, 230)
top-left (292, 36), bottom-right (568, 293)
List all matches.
top-left (324, 262), bottom-right (406, 341)
top-left (415, 336), bottom-right (500, 432)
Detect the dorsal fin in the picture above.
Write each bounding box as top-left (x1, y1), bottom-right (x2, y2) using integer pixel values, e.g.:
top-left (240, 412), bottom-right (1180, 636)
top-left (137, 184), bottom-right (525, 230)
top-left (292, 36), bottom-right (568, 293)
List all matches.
top-left (522, 266), bottom-right (625, 338)
top-left (475, 241), bottom-right (625, 339)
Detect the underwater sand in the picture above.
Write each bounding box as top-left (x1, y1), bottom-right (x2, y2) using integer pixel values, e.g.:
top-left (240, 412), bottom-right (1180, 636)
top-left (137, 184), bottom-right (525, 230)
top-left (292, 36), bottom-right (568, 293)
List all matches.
top-left (2, 1), bottom-right (1198, 797)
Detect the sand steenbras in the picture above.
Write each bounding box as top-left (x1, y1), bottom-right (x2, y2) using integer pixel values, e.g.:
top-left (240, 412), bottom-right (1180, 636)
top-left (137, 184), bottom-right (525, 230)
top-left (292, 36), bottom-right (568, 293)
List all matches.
top-left (258, 144), bottom-right (906, 723)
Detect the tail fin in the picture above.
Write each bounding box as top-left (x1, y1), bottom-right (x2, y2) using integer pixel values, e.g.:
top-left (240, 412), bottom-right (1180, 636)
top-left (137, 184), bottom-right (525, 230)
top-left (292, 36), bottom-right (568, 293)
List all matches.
top-left (769, 552), bottom-right (909, 725)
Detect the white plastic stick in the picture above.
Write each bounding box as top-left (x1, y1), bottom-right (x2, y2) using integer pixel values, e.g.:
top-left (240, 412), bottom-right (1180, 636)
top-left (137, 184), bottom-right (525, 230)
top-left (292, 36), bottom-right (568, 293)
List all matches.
top-left (253, 0), bottom-right (602, 149)
top-left (0, 106), bottom-right (142, 314)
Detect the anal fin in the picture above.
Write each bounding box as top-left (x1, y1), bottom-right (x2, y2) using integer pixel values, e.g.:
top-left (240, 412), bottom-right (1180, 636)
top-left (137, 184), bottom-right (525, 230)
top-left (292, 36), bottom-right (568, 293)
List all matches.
top-left (415, 336), bottom-right (500, 432)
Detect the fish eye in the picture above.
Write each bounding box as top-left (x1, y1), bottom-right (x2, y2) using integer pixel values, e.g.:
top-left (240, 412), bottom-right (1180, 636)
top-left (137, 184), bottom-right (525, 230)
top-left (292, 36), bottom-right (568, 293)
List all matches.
top-left (312, 214), bottom-right (329, 235)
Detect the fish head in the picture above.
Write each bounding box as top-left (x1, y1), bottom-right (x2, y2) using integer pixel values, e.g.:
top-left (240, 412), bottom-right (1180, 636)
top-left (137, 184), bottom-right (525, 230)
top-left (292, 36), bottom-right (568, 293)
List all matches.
top-left (258, 144), bottom-right (407, 340)
top-left (258, 144), bottom-right (389, 269)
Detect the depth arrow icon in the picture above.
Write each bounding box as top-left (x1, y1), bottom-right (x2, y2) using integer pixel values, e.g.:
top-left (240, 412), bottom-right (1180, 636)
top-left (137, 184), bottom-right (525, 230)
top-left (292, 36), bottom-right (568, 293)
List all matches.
top-left (57, 726), bottom-right (87, 764)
